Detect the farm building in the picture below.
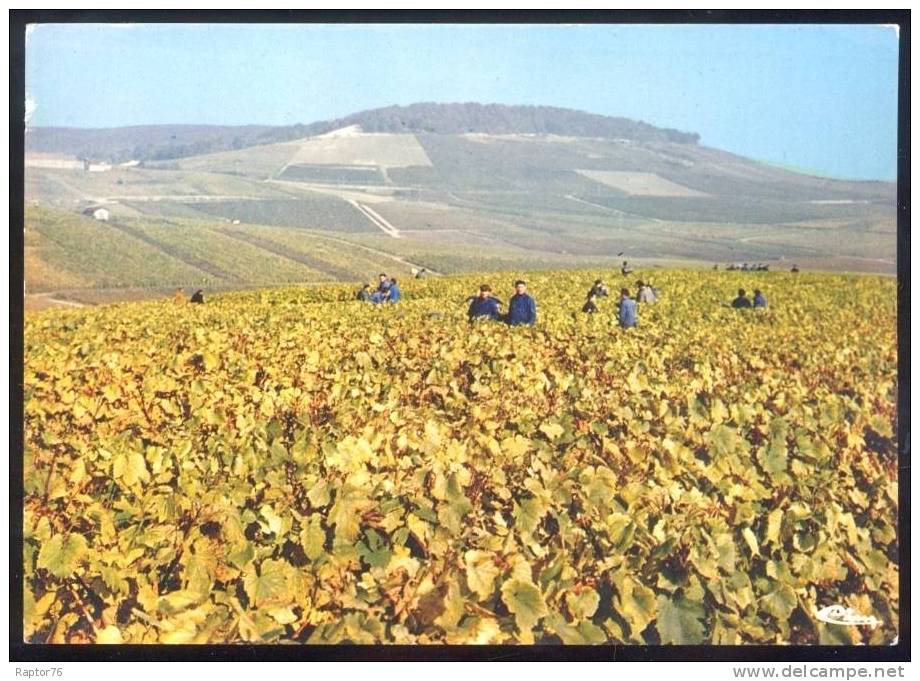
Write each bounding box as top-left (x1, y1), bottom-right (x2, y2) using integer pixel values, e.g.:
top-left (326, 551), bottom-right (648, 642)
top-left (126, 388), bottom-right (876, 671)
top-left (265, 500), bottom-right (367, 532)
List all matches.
top-left (82, 207), bottom-right (110, 221)
top-left (86, 161), bottom-right (112, 172)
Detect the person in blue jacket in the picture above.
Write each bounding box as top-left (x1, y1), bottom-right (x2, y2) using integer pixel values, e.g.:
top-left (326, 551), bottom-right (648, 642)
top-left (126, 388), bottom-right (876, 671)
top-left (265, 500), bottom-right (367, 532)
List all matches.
top-left (385, 278), bottom-right (402, 303)
top-left (753, 289), bottom-right (767, 308)
top-left (506, 280), bottom-right (537, 326)
top-left (468, 284), bottom-right (501, 322)
top-left (618, 288), bottom-right (638, 328)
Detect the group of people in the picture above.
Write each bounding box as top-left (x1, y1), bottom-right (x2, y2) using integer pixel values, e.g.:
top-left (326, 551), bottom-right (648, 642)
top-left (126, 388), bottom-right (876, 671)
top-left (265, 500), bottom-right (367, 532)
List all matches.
top-left (464, 276), bottom-right (659, 330)
top-left (730, 288), bottom-right (768, 309)
top-left (467, 280), bottom-right (538, 326)
top-left (172, 288), bottom-right (205, 305)
top-left (724, 262), bottom-right (771, 272)
top-left (581, 278), bottom-right (658, 328)
top-left (356, 273), bottom-right (402, 304)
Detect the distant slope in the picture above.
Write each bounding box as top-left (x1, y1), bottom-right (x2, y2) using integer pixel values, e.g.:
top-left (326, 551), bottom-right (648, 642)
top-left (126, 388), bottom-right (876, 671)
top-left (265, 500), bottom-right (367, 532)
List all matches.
top-left (23, 102), bottom-right (896, 295)
top-left (25, 124), bottom-right (294, 164)
top-left (25, 102), bottom-right (699, 163)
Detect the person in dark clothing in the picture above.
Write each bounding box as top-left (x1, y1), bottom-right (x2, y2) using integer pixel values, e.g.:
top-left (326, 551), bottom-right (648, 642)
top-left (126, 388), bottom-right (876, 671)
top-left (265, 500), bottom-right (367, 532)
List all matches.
top-left (791, 264), bottom-right (800, 273)
top-left (506, 280), bottom-right (537, 326)
top-left (190, 290), bottom-right (204, 304)
top-left (731, 288), bottom-right (752, 309)
top-left (415, 268), bottom-right (427, 279)
top-left (582, 294), bottom-right (599, 314)
top-left (468, 285), bottom-right (501, 322)
top-left (753, 289), bottom-right (767, 308)
top-left (371, 273), bottom-right (390, 304)
top-left (621, 260), bottom-right (632, 276)
top-left (356, 284), bottom-right (372, 302)
top-left (588, 279), bottom-right (609, 298)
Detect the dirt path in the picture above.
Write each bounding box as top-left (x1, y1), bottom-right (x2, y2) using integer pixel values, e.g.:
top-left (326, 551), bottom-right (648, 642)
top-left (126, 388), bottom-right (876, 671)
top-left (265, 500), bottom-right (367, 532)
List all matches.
top-left (349, 200), bottom-right (401, 238)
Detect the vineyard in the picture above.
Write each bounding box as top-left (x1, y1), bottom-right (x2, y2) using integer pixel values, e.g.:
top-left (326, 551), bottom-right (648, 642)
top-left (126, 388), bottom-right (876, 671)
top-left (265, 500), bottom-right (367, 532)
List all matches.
top-left (22, 269), bottom-right (898, 645)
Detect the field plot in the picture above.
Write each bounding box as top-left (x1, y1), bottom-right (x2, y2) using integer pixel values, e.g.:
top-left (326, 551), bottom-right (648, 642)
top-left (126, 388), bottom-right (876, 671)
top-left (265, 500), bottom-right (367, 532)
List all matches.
top-left (119, 220), bottom-right (330, 284)
top-left (168, 141), bottom-right (303, 178)
top-left (24, 207), bottom-right (213, 291)
top-left (279, 165), bottom-right (387, 185)
top-left (733, 227), bottom-right (895, 263)
top-left (576, 170), bottom-right (709, 197)
top-left (187, 198), bottom-right (376, 233)
top-left (22, 270), bottom-right (897, 645)
top-left (369, 202), bottom-right (524, 234)
top-left (287, 131), bottom-right (432, 168)
top-left (25, 167), bottom-right (290, 211)
top-left (218, 225), bottom-right (416, 281)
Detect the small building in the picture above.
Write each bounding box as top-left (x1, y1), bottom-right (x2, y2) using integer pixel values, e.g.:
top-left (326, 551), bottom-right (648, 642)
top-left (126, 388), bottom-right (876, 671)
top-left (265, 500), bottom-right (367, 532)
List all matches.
top-left (82, 207), bottom-right (110, 221)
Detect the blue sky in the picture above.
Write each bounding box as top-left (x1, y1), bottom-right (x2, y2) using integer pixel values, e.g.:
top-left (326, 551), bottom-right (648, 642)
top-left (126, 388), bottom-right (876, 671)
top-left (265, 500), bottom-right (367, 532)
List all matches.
top-left (25, 23), bottom-right (899, 180)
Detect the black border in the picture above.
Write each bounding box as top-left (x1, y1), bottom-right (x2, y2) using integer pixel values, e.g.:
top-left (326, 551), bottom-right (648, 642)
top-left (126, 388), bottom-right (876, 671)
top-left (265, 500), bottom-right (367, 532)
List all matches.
top-left (8, 8), bottom-right (910, 663)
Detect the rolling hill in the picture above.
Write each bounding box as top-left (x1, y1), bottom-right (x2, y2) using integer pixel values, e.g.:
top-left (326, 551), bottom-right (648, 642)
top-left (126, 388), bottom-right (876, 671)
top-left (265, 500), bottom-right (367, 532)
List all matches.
top-left (23, 103), bottom-right (896, 306)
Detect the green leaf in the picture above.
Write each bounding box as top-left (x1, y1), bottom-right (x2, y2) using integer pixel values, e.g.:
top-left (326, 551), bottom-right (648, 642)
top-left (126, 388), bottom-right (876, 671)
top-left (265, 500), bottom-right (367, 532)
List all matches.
top-left (760, 582), bottom-right (798, 621)
top-left (300, 515), bottom-right (327, 561)
top-left (260, 505), bottom-right (284, 536)
top-left (862, 549), bottom-right (890, 572)
top-left (158, 589), bottom-right (204, 615)
top-left (306, 480), bottom-right (331, 508)
top-left (765, 509), bottom-right (784, 546)
top-left (329, 488), bottom-right (364, 545)
top-left (434, 579), bottom-right (465, 631)
top-left (513, 497), bottom-right (545, 535)
top-left (227, 541), bottom-right (255, 570)
top-left (818, 622), bottom-right (857, 645)
top-left (113, 451), bottom-right (150, 487)
top-left (358, 529), bottom-right (392, 569)
top-left (707, 424), bottom-right (740, 457)
top-left (582, 466), bottom-right (618, 510)
top-left (768, 417), bottom-right (789, 442)
top-left (656, 594), bottom-right (707, 644)
top-left (243, 559), bottom-right (290, 608)
top-left (500, 578), bottom-right (548, 632)
top-left (615, 576), bottom-right (657, 638)
top-left (759, 439), bottom-right (788, 476)
top-left (37, 533), bottom-right (88, 578)
top-left (539, 422), bottom-right (565, 440)
top-left (464, 550), bottom-right (500, 601)
top-left (566, 588), bottom-right (600, 621)
top-left (548, 612), bottom-right (607, 644)
top-left (714, 532), bottom-right (736, 572)
top-left (438, 497), bottom-right (472, 536)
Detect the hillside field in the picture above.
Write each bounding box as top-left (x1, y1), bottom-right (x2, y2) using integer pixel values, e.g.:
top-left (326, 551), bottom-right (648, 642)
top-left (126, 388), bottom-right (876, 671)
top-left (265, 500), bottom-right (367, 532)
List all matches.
top-left (23, 269), bottom-right (898, 645)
